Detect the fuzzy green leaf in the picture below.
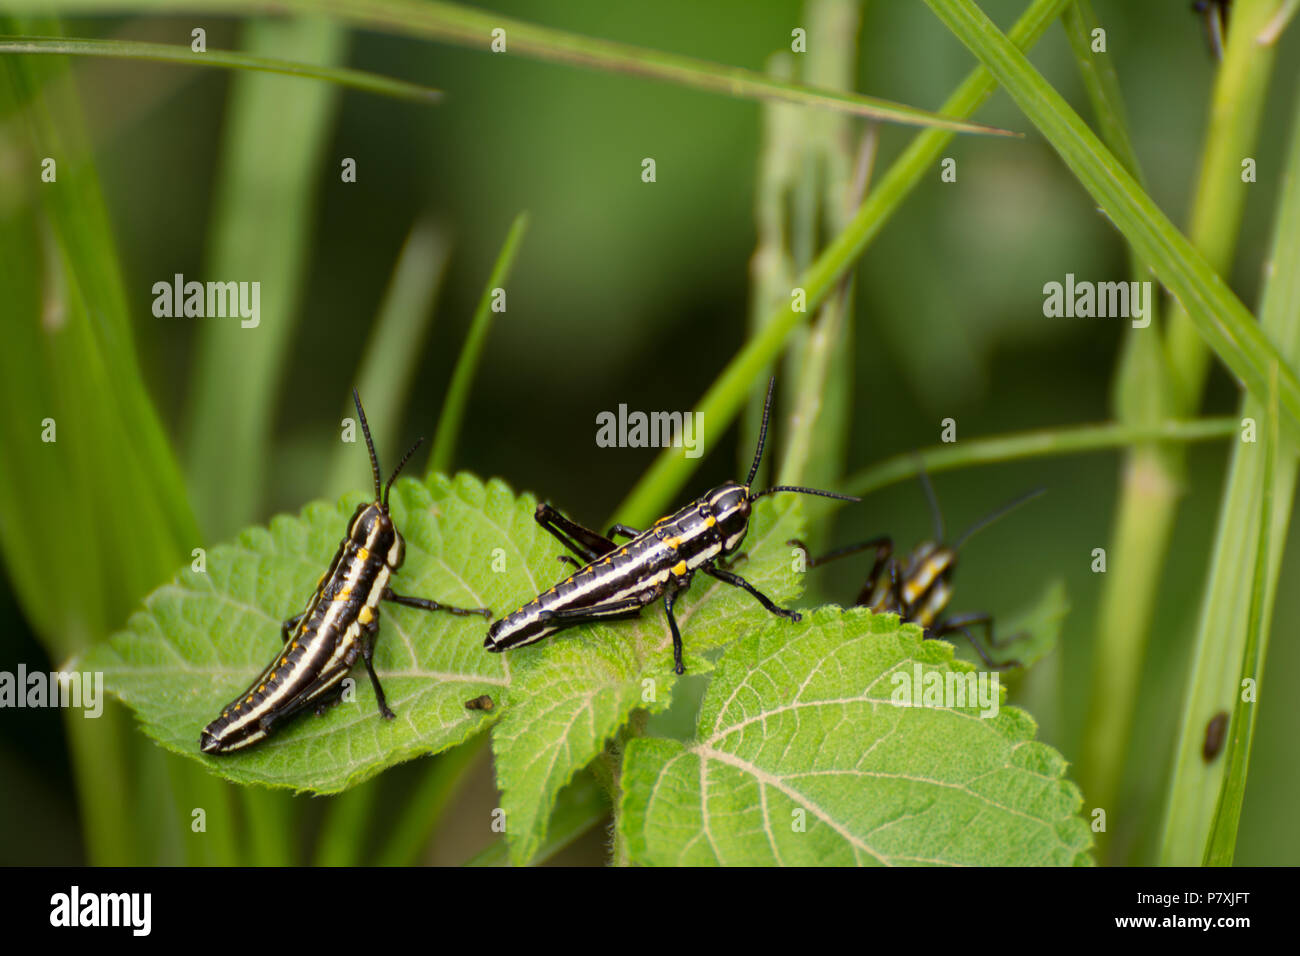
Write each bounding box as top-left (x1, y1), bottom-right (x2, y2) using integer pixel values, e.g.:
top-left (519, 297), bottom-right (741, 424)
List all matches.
top-left (85, 469), bottom-right (807, 827)
top-left (82, 474), bottom-right (533, 792)
top-left (491, 497), bottom-right (805, 866)
top-left (620, 607), bottom-right (1091, 866)
top-left (997, 577), bottom-right (1069, 670)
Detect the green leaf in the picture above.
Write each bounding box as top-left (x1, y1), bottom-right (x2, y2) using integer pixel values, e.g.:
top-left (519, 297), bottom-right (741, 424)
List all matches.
top-left (997, 578), bottom-right (1069, 670)
top-left (84, 468), bottom-right (806, 826)
top-left (83, 474), bottom-right (521, 792)
top-left (620, 608), bottom-right (1092, 866)
top-left (490, 498), bottom-right (806, 866)
top-left (465, 771), bottom-right (610, 867)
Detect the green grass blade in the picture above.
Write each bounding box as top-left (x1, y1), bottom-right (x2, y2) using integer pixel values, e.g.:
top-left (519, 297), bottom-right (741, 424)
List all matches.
top-left (0, 34), bottom-right (442, 100)
top-left (324, 218), bottom-right (450, 500)
top-left (427, 212), bottom-right (529, 476)
top-left (1, 13), bottom-right (203, 865)
top-left (313, 785), bottom-right (379, 867)
top-left (922, 0), bottom-right (1300, 446)
top-left (1203, 365), bottom-right (1278, 866)
top-left (373, 736), bottom-right (486, 866)
top-left (184, 17), bottom-right (344, 539)
top-left (613, 0), bottom-right (1069, 527)
top-left (241, 786), bottom-right (295, 865)
top-left (0, 22), bottom-right (199, 639)
top-left (843, 418), bottom-right (1237, 499)
top-left (1160, 73), bottom-right (1300, 865)
top-left (17, 0), bottom-right (1017, 135)
top-left (1060, 2), bottom-right (1142, 184)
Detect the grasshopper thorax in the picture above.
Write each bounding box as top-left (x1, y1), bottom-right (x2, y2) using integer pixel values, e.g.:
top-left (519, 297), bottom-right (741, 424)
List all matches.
top-left (706, 481), bottom-right (752, 554)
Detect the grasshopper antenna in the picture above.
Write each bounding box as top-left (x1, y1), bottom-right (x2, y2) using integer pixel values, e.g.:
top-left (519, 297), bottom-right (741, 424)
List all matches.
top-left (353, 388), bottom-right (383, 502)
top-left (915, 460), bottom-right (945, 543)
top-left (951, 487), bottom-right (1046, 552)
top-left (745, 378), bottom-right (859, 504)
top-left (746, 377), bottom-right (777, 488)
top-left (384, 438), bottom-right (425, 508)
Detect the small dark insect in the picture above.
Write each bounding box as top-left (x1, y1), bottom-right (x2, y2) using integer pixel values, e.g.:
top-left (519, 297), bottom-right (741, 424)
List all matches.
top-left (1202, 710), bottom-right (1230, 762)
top-left (464, 694), bottom-right (494, 711)
top-left (1193, 0), bottom-right (1232, 59)
top-left (790, 471), bottom-right (1043, 670)
top-left (199, 390), bottom-right (492, 754)
top-left (484, 379), bottom-right (860, 674)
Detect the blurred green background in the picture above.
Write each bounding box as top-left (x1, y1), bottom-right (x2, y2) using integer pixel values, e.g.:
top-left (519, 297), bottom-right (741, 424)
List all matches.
top-left (1, 0), bottom-right (1297, 865)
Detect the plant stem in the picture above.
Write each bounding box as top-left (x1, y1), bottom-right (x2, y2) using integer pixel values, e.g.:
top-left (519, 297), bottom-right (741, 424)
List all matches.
top-left (1161, 64), bottom-right (1300, 864)
top-left (1070, 0), bottom-right (1281, 854)
top-left (1163, 0), bottom-right (1283, 410)
top-left (614, 0), bottom-right (1070, 528)
top-left (923, 0), bottom-right (1300, 445)
top-left (1203, 365), bottom-right (1277, 865)
top-left (843, 418), bottom-right (1236, 498)
top-left (17, 0), bottom-right (1016, 134)
top-left (777, 0), bottom-right (866, 499)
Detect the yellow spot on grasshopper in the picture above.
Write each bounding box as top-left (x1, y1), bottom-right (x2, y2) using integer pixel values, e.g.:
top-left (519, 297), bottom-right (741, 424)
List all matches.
top-left (672, 560), bottom-right (688, 576)
top-left (357, 547), bottom-right (370, 561)
top-left (358, 606), bottom-right (375, 625)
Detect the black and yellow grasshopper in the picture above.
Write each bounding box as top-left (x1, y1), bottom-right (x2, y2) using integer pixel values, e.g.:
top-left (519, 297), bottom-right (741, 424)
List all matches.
top-left (790, 472), bottom-right (1042, 670)
top-left (199, 390), bottom-right (491, 754)
top-left (485, 379), bottom-right (859, 674)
